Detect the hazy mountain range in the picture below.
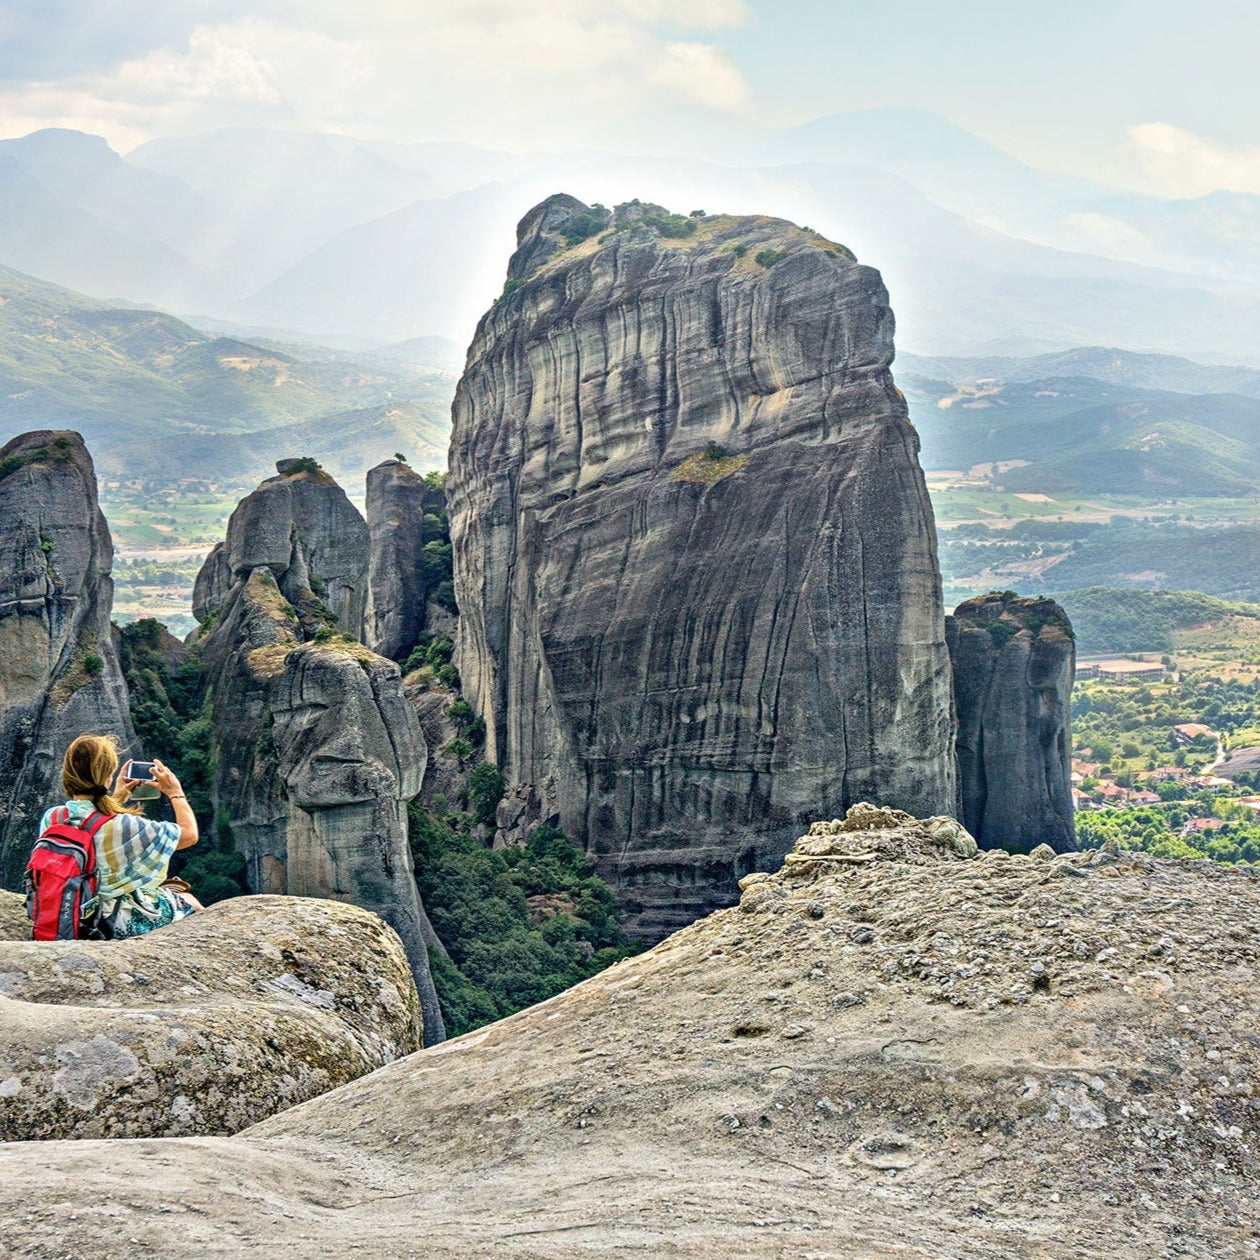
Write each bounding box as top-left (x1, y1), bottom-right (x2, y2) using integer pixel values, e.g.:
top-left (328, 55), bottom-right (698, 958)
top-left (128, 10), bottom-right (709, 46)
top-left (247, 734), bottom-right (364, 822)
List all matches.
top-left (1, 108), bottom-right (1259, 362)
top-left (0, 264), bottom-right (453, 486)
top-left (4, 257), bottom-right (1259, 506)
top-left (899, 349), bottom-right (1260, 495)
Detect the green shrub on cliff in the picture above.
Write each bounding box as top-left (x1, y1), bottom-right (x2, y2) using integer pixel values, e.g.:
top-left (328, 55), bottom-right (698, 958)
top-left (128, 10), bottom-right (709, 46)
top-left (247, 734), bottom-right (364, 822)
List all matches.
top-left (561, 204), bottom-right (611, 246)
top-left (642, 212), bottom-right (697, 239)
top-left (408, 801), bottom-right (635, 1037)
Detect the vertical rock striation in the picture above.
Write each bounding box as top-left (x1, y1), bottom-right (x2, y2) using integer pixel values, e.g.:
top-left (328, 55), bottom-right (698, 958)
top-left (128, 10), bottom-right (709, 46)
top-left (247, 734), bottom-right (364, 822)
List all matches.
top-left (0, 431), bottom-right (135, 889)
top-left (364, 459), bottom-right (429, 662)
top-left (946, 593), bottom-right (1076, 854)
top-left (447, 196), bottom-right (957, 939)
top-left (193, 463), bottom-right (444, 1042)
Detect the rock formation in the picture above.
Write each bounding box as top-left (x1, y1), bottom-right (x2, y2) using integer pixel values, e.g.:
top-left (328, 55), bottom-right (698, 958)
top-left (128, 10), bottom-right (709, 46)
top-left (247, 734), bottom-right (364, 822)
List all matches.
top-left (947, 593), bottom-right (1076, 853)
top-left (447, 196), bottom-right (957, 939)
top-left (192, 458), bottom-right (368, 633)
top-left (0, 889), bottom-right (421, 1139)
top-left (0, 809), bottom-right (1253, 1256)
top-left (364, 458), bottom-right (429, 661)
top-left (0, 431), bottom-right (136, 890)
top-left (193, 463), bottom-right (445, 1043)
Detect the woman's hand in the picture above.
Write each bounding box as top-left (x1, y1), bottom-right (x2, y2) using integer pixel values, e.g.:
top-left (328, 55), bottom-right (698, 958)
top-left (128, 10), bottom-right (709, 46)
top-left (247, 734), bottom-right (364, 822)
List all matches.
top-left (151, 759), bottom-right (184, 799)
top-left (112, 766), bottom-right (137, 798)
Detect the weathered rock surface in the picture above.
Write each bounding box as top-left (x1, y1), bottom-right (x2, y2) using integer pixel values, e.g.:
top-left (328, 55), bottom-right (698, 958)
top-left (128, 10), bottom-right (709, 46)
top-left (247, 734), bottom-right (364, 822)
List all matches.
top-left (193, 461), bottom-right (369, 633)
top-left (948, 593), bottom-right (1076, 853)
top-left (0, 890), bottom-right (421, 1140)
top-left (193, 469), bottom-right (445, 1044)
top-left (0, 806), bottom-right (1254, 1257)
top-left (364, 459), bottom-right (429, 661)
top-left (0, 431), bottom-right (136, 890)
top-left (448, 196), bottom-right (957, 940)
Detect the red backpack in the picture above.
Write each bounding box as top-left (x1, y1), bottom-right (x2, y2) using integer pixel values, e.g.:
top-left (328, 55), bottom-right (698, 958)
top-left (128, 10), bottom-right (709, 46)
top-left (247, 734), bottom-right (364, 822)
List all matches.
top-left (24, 808), bottom-right (110, 941)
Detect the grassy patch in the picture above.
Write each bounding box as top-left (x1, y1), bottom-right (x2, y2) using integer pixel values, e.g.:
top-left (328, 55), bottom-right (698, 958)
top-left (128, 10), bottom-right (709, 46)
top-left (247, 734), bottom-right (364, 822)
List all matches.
top-left (671, 442), bottom-right (749, 486)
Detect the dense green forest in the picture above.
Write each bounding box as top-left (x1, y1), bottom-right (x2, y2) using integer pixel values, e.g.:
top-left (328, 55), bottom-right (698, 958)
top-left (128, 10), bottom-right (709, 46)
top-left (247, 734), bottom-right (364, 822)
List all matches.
top-left (1058, 588), bottom-right (1260, 654)
top-left (1077, 805), bottom-right (1260, 865)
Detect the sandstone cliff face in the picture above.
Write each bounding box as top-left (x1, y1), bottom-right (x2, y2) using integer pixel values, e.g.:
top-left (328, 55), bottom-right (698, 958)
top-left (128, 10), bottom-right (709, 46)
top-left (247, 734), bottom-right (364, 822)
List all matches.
top-left (0, 890), bottom-right (421, 1139)
top-left (193, 464), bottom-right (444, 1043)
top-left (364, 459), bottom-right (429, 661)
top-left (447, 197), bottom-right (956, 939)
top-left (0, 813), bottom-right (1254, 1256)
top-left (947, 593), bottom-right (1076, 854)
top-left (0, 431), bottom-right (135, 889)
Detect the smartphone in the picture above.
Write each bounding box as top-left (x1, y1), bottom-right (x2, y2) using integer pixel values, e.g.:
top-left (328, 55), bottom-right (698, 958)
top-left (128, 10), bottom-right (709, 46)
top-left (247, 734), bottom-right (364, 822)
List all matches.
top-left (122, 760), bottom-right (160, 801)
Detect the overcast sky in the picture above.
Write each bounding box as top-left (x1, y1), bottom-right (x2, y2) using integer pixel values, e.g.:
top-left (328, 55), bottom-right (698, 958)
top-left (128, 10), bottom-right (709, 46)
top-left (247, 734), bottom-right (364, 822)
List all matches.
top-left (0, 0), bottom-right (1257, 196)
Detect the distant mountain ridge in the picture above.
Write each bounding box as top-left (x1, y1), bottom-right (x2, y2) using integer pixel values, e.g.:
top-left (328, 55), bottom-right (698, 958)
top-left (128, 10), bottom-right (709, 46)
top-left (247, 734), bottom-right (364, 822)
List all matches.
top-left (899, 347), bottom-right (1260, 496)
top-left (1, 112), bottom-right (1260, 358)
top-left (899, 347), bottom-right (1260, 398)
top-left (0, 264), bottom-right (454, 485)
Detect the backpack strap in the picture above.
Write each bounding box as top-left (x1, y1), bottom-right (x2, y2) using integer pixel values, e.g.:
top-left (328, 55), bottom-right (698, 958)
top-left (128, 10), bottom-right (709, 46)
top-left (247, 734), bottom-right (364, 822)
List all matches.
top-left (81, 811), bottom-right (111, 839)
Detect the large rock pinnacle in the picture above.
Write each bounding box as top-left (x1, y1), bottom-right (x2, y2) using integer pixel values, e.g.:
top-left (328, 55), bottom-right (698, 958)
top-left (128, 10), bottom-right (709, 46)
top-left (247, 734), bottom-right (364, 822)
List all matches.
top-left (0, 431), bottom-right (135, 888)
top-left (446, 196), bottom-right (957, 939)
top-left (947, 592), bottom-right (1076, 853)
top-left (193, 462), bottom-right (445, 1042)
top-left (364, 459), bottom-right (430, 661)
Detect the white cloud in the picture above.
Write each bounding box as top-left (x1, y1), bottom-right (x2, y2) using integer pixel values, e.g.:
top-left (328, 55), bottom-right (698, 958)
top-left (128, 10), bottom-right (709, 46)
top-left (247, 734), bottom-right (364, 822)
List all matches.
top-left (0, 2), bottom-right (754, 151)
top-left (1129, 122), bottom-right (1260, 197)
top-left (110, 26), bottom-right (284, 104)
top-left (650, 42), bottom-right (749, 111)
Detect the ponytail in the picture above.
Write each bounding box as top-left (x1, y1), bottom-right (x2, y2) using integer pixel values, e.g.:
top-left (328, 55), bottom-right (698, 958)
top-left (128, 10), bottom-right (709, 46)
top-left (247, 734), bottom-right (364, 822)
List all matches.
top-left (61, 734), bottom-right (142, 817)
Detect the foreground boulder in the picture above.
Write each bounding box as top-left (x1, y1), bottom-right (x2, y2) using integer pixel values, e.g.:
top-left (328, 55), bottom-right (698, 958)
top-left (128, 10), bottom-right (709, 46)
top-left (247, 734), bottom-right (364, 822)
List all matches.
top-left (0, 891), bottom-right (421, 1141)
top-left (448, 196), bottom-right (957, 939)
top-left (0, 431), bottom-right (135, 889)
top-left (0, 807), bottom-right (1253, 1256)
top-left (947, 592), bottom-right (1077, 853)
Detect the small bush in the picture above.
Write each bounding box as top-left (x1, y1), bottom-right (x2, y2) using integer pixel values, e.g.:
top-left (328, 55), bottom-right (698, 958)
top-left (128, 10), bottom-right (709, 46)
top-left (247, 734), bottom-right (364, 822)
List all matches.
top-left (754, 248), bottom-right (785, 268)
top-left (987, 620), bottom-right (1020, 649)
top-left (642, 213), bottom-right (697, 239)
top-left (443, 738), bottom-right (474, 768)
top-left (560, 204), bottom-right (611, 246)
top-left (82, 652), bottom-right (104, 678)
top-left (466, 761), bottom-right (507, 830)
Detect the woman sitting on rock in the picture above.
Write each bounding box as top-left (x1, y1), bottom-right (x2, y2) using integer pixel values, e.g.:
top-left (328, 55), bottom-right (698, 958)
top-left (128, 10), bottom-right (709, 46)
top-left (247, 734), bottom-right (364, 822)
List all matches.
top-left (40, 734), bottom-right (203, 937)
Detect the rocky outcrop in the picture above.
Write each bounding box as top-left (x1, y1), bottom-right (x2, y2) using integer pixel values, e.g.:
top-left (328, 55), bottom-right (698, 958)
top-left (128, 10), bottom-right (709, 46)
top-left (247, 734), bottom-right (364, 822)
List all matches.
top-left (0, 889), bottom-right (421, 1140)
top-left (0, 431), bottom-right (136, 890)
top-left (194, 460), bottom-right (369, 634)
top-left (447, 196), bottom-right (956, 939)
top-left (193, 465), bottom-right (445, 1043)
top-left (364, 459), bottom-right (429, 661)
top-left (947, 593), bottom-right (1076, 853)
top-left (0, 809), bottom-right (1253, 1256)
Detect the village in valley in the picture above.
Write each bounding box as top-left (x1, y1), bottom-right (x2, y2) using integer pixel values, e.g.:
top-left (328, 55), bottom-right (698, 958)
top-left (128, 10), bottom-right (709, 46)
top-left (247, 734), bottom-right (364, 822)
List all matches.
top-left (1069, 651), bottom-right (1260, 863)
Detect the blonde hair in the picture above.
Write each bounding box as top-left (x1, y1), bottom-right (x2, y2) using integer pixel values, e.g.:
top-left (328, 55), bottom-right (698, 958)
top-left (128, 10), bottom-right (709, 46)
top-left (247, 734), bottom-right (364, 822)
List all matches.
top-left (61, 734), bottom-right (142, 817)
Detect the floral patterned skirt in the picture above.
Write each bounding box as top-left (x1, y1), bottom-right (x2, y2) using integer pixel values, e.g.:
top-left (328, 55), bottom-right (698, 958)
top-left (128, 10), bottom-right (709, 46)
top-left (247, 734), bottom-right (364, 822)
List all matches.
top-left (102, 886), bottom-right (197, 938)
